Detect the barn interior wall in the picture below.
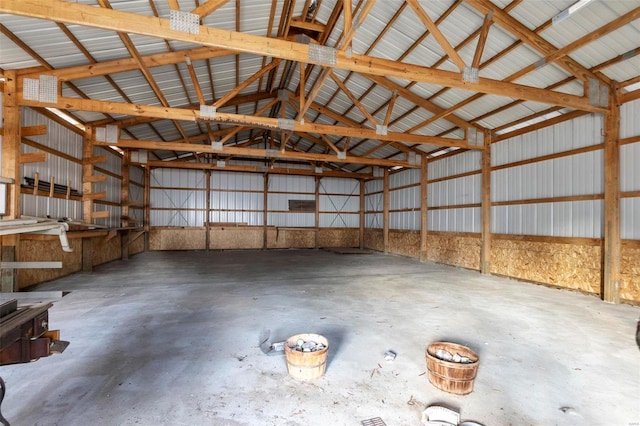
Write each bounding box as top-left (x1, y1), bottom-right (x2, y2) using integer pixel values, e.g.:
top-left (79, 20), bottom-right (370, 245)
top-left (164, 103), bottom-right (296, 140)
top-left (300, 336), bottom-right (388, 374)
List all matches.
top-left (148, 169), bottom-right (360, 250)
top-left (0, 104), bottom-right (144, 289)
top-left (363, 111), bottom-right (639, 303)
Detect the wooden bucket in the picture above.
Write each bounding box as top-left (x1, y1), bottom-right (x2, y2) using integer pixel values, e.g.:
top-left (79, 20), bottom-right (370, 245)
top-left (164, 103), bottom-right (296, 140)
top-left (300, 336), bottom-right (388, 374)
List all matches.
top-left (284, 333), bottom-right (329, 381)
top-left (425, 342), bottom-right (479, 395)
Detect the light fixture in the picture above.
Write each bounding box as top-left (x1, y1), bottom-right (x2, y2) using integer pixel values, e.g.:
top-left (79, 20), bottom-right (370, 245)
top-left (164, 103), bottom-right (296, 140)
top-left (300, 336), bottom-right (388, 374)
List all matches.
top-left (552, 0), bottom-right (596, 26)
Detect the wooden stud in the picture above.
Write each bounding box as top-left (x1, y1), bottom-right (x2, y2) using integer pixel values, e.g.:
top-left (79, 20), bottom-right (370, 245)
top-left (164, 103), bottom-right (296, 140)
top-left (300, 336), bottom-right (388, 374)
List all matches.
top-left (0, 125), bottom-right (46, 136)
top-left (359, 179), bottom-right (365, 249)
top-left (19, 152), bottom-right (46, 164)
top-left (420, 155), bottom-right (428, 262)
top-left (121, 150), bottom-right (130, 229)
top-left (205, 170), bottom-right (211, 251)
top-left (143, 166), bottom-right (150, 250)
top-left (1, 70), bottom-right (20, 220)
top-left (383, 167), bottom-right (389, 253)
top-left (263, 173), bottom-right (269, 250)
top-left (32, 172), bottom-right (40, 195)
top-left (480, 130), bottom-right (491, 275)
top-left (315, 176), bottom-right (320, 249)
top-left (603, 90), bottom-right (621, 303)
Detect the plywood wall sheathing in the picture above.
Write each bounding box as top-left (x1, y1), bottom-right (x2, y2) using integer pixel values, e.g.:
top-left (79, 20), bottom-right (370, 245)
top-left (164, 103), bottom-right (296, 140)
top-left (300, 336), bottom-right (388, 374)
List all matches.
top-left (389, 231), bottom-right (421, 259)
top-left (318, 229), bottom-right (359, 248)
top-left (364, 229), bottom-right (384, 252)
top-left (17, 239), bottom-right (82, 289)
top-left (210, 228), bottom-right (264, 250)
top-left (426, 232), bottom-right (481, 270)
top-left (620, 242), bottom-right (640, 303)
top-left (93, 235), bottom-right (122, 266)
top-left (491, 238), bottom-right (601, 295)
top-left (149, 228), bottom-right (206, 250)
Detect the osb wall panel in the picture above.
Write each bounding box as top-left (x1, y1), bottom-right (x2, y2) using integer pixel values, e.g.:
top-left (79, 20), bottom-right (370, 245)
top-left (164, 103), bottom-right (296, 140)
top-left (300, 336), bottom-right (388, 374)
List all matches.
top-left (128, 233), bottom-right (145, 255)
top-left (389, 230), bottom-right (421, 258)
top-left (318, 228), bottom-right (359, 248)
top-left (93, 235), bottom-right (122, 266)
top-left (210, 227), bottom-right (263, 250)
top-left (426, 232), bottom-right (481, 270)
top-left (364, 229), bottom-right (384, 252)
top-left (621, 242), bottom-right (640, 302)
top-left (17, 238), bottom-right (83, 289)
top-left (491, 237), bottom-right (601, 295)
top-left (149, 228), bottom-right (206, 250)
top-left (270, 229), bottom-right (315, 249)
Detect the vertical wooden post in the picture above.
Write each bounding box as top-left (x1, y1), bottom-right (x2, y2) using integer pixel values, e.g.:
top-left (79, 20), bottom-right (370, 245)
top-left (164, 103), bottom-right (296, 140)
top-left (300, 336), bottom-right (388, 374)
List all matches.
top-left (359, 179), bottom-right (365, 249)
top-left (480, 130), bottom-right (492, 275)
top-left (144, 166), bottom-right (151, 251)
top-left (315, 176), bottom-right (320, 249)
top-left (603, 91), bottom-right (621, 303)
top-left (1, 71), bottom-right (21, 292)
top-left (420, 155), bottom-right (428, 262)
top-left (383, 167), bottom-right (390, 253)
top-left (121, 150), bottom-right (130, 260)
top-left (263, 173), bottom-right (269, 250)
top-left (205, 170), bottom-right (211, 251)
top-left (82, 125), bottom-right (95, 223)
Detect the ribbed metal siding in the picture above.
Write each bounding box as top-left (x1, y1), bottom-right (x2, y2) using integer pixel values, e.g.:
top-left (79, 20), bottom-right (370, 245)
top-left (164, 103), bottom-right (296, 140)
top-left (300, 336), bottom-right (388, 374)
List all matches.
top-left (319, 178), bottom-right (359, 228)
top-left (428, 208), bottom-right (481, 233)
top-left (211, 172), bottom-right (263, 226)
top-left (389, 169), bottom-right (420, 230)
top-left (267, 175), bottom-right (315, 227)
top-left (620, 99), bottom-right (640, 240)
top-left (365, 180), bottom-right (383, 229)
top-left (150, 169), bottom-right (205, 227)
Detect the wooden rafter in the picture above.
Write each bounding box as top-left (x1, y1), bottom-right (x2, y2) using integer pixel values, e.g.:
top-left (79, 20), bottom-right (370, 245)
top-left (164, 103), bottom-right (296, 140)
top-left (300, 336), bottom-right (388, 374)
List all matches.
top-left (191, 0), bottom-right (230, 18)
top-left (405, 0), bottom-right (466, 72)
top-left (213, 59), bottom-right (281, 108)
top-left (1, 0), bottom-right (607, 113)
top-left (465, 0), bottom-right (609, 84)
top-left (328, 70), bottom-right (378, 128)
top-left (472, 12), bottom-right (493, 69)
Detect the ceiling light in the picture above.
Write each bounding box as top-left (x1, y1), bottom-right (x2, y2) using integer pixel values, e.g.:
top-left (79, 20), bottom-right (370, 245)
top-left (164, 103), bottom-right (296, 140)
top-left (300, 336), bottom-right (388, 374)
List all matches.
top-left (45, 107), bottom-right (85, 131)
top-left (552, 0), bottom-right (596, 26)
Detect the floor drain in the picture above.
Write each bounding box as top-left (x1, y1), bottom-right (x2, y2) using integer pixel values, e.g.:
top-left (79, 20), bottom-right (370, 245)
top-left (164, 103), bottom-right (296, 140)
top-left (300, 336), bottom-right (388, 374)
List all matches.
top-left (361, 417), bottom-right (386, 426)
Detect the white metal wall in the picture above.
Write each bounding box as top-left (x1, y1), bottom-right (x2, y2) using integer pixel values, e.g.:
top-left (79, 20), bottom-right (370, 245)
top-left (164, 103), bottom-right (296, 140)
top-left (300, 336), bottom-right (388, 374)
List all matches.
top-left (21, 108), bottom-right (83, 219)
top-left (128, 165), bottom-right (144, 225)
top-left (491, 113), bottom-right (605, 238)
top-left (428, 150), bottom-right (482, 233)
top-left (268, 174), bottom-right (315, 227)
top-left (319, 177), bottom-right (359, 228)
top-left (365, 179), bottom-right (383, 229)
top-left (620, 99), bottom-right (640, 239)
top-left (211, 171), bottom-right (263, 226)
top-left (150, 169), bottom-right (206, 227)
top-left (389, 169), bottom-right (421, 230)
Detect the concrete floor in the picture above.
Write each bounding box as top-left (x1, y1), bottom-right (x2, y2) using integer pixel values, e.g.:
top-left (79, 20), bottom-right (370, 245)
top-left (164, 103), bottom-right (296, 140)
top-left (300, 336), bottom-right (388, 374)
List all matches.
top-left (2, 250), bottom-right (639, 426)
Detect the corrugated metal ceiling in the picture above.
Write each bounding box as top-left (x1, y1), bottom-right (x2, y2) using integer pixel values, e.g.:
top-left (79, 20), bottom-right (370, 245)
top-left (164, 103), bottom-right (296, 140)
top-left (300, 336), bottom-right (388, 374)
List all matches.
top-left (0, 0), bottom-right (638, 174)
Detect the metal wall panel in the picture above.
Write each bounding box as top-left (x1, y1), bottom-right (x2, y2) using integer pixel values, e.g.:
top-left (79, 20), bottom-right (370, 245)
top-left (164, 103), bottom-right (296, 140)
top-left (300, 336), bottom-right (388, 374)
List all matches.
top-left (268, 212), bottom-right (314, 227)
top-left (365, 213), bottom-right (383, 229)
top-left (429, 175), bottom-right (481, 207)
top-left (150, 169), bottom-right (205, 227)
top-left (620, 99), bottom-right (640, 139)
top-left (21, 194), bottom-right (82, 220)
top-left (429, 151), bottom-right (481, 181)
top-left (492, 150), bottom-right (604, 202)
top-left (492, 113), bottom-right (603, 167)
top-left (213, 171), bottom-right (263, 191)
top-left (428, 208), bottom-right (481, 233)
top-left (621, 198), bottom-right (640, 240)
top-left (390, 211), bottom-right (420, 230)
top-left (492, 201), bottom-right (603, 238)
top-left (269, 174), bottom-right (315, 193)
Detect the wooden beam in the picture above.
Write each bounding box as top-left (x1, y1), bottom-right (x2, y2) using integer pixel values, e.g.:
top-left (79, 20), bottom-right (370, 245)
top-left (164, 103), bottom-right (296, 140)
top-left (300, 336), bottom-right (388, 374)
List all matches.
top-left (383, 167), bottom-right (389, 253)
top-left (205, 169), bottom-right (211, 251)
top-left (191, 0), bottom-right (229, 18)
top-left (101, 138), bottom-right (414, 168)
top-left (0, 125), bottom-right (46, 137)
top-left (329, 70), bottom-right (378, 127)
top-left (343, 0), bottom-right (352, 50)
top-left (603, 92), bottom-right (620, 303)
top-left (19, 152), bottom-right (47, 163)
top-left (2, 0), bottom-right (606, 112)
top-left (167, 0), bottom-right (180, 11)
top-left (420, 155), bottom-right (428, 262)
top-left (213, 59), bottom-right (281, 108)
top-left (263, 173), bottom-right (268, 250)
top-left (315, 176), bottom-right (320, 248)
top-left (359, 179), bottom-right (365, 249)
top-left (2, 71), bottom-right (21, 220)
top-left (472, 12), bottom-right (493, 69)
top-left (19, 95), bottom-right (477, 149)
top-left (383, 90), bottom-right (398, 128)
top-left (83, 126), bottom-right (95, 223)
top-left (406, 0), bottom-right (466, 72)
top-left (465, 0), bottom-right (608, 84)
top-left (480, 130), bottom-right (491, 275)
